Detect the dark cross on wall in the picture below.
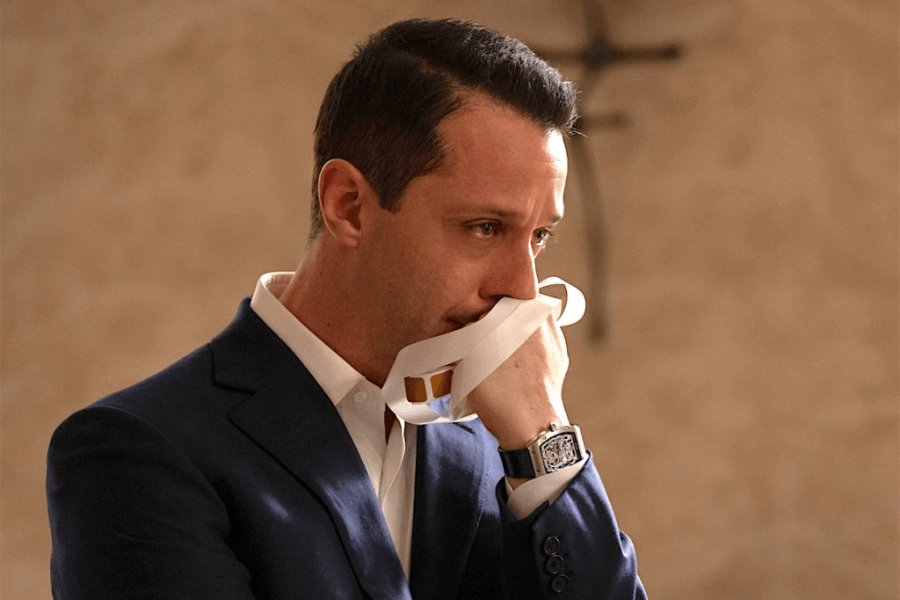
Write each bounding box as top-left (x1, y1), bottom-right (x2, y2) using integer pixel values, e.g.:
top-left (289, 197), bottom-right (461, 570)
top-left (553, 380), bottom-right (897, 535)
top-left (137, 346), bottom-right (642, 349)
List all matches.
top-left (529, 0), bottom-right (683, 341)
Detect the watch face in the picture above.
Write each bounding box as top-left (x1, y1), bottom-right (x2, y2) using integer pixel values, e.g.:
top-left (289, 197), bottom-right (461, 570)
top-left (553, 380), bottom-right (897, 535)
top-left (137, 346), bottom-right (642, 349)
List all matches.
top-left (539, 432), bottom-right (582, 473)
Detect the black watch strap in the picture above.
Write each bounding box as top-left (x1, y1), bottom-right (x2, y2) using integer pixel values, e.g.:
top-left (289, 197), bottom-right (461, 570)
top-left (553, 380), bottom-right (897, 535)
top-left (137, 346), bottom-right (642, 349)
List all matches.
top-left (499, 448), bottom-right (536, 478)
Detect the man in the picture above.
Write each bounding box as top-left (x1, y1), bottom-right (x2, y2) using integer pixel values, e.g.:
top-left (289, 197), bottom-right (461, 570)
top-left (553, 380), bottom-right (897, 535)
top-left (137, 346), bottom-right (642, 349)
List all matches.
top-left (47, 18), bottom-right (645, 599)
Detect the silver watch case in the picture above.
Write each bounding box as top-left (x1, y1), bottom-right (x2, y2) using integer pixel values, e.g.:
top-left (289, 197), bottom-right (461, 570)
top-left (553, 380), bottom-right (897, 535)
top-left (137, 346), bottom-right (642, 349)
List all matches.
top-left (527, 423), bottom-right (586, 477)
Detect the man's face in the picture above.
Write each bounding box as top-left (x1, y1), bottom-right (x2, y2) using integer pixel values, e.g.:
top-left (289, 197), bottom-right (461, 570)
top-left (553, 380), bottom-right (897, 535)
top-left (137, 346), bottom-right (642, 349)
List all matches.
top-left (356, 97), bottom-right (568, 355)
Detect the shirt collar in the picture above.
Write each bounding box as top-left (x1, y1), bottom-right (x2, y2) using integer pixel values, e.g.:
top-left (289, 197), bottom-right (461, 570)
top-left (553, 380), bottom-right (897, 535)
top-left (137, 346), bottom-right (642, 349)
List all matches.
top-left (249, 271), bottom-right (366, 408)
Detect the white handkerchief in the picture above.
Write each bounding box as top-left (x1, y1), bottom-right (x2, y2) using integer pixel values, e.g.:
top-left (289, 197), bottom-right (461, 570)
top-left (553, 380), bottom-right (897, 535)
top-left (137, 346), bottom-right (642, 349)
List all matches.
top-left (383, 277), bottom-right (585, 425)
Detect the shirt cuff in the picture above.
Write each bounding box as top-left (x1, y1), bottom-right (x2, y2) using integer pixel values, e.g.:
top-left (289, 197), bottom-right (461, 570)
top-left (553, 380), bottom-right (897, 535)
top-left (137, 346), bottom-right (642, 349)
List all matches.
top-left (504, 456), bottom-right (589, 520)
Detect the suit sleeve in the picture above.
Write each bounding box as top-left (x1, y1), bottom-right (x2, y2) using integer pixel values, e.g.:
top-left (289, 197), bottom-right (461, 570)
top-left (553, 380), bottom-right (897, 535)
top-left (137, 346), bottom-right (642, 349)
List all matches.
top-left (46, 405), bottom-right (257, 600)
top-left (497, 455), bottom-right (646, 599)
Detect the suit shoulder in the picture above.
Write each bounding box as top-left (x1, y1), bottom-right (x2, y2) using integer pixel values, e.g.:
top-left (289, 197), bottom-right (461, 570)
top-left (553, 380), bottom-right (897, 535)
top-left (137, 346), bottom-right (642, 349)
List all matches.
top-left (96, 343), bottom-right (218, 412)
top-left (54, 341), bottom-right (247, 450)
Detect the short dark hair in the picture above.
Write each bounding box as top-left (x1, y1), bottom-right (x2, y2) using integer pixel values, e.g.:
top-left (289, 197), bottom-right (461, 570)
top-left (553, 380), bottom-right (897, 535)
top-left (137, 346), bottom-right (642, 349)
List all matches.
top-left (309, 18), bottom-right (578, 237)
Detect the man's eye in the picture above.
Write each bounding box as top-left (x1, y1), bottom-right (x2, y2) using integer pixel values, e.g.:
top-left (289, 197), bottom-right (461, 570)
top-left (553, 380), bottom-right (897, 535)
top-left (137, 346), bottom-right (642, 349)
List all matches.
top-left (474, 222), bottom-right (497, 236)
top-left (534, 229), bottom-right (554, 247)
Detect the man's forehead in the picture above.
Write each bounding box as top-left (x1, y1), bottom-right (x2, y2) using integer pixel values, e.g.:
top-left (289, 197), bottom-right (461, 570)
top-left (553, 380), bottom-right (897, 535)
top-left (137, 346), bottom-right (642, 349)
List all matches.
top-left (438, 92), bottom-right (559, 138)
top-left (436, 105), bottom-right (567, 168)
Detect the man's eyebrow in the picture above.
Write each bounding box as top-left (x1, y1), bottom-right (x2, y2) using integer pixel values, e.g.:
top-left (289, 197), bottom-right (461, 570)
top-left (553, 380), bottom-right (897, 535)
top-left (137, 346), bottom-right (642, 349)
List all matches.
top-left (538, 212), bottom-right (564, 227)
top-left (454, 207), bottom-right (564, 224)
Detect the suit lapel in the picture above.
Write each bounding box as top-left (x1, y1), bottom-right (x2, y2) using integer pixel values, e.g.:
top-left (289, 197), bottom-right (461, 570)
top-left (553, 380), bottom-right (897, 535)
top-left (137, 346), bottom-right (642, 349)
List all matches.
top-left (408, 421), bottom-right (487, 600)
top-left (213, 302), bottom-right (412, 600)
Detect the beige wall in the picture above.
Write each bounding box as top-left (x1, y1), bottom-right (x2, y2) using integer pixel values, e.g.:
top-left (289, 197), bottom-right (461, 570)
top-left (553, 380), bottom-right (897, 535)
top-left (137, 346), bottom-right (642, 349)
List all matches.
top-left (2, 1), bottom-right (897, 598)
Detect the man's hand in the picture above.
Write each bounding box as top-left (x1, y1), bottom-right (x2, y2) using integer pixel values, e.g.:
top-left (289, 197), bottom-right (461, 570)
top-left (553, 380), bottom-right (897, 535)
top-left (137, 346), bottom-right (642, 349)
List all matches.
top-left (465, 314), bottom-right (571, 456)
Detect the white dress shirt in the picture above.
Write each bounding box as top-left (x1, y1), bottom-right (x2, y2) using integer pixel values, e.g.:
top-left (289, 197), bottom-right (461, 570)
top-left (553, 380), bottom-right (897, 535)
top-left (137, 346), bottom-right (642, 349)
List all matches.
top-left (249, 272), bottom-right (585, 578)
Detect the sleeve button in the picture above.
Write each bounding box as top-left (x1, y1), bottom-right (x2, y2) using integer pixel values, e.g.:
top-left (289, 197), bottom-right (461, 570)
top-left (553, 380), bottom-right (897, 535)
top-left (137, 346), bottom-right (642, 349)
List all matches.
top-left (544, 554), bottom-right (565, 574)
top-left (542, 535), bottom-right (561, 556)
top-left (550, 574), bottom-right (570, 593)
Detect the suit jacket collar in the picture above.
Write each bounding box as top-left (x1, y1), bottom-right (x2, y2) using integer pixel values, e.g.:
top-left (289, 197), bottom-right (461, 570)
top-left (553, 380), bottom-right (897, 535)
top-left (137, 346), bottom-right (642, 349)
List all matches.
top-left (212, 300), bottom-right (412, 600)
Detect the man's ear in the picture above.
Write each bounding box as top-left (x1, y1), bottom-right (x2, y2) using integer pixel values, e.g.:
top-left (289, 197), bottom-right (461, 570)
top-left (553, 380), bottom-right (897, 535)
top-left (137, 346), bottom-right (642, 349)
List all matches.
top-left (317, 159), bottom-right (376, 247)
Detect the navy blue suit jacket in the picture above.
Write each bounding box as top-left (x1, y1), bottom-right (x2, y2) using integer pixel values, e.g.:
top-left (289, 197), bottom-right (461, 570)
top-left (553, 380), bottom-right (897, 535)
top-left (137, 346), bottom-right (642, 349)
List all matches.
top-left (47, 300), bottom-right (644, 599)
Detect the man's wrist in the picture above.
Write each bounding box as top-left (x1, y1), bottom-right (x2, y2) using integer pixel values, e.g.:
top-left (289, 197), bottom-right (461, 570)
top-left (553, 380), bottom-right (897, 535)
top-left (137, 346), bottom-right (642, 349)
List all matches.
top-left (498, 422), bottom-right (586, 479)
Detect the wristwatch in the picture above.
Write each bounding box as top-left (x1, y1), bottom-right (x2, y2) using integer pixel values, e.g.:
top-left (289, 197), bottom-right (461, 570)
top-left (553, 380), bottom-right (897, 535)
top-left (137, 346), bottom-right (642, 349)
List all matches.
top-left (498, 422), bottom-right (586, 478)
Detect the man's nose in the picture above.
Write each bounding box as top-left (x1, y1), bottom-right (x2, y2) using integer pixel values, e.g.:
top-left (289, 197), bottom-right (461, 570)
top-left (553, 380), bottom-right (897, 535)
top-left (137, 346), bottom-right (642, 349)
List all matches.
top-left (482, 241), bottom-right (539, 301)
